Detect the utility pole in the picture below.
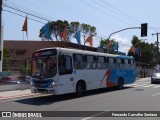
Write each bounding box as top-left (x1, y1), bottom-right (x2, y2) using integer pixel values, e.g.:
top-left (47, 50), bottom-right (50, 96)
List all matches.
top-left (152, 32), bottom-right (160, 72)
top-left (0, 0), bottom-right (2, 72)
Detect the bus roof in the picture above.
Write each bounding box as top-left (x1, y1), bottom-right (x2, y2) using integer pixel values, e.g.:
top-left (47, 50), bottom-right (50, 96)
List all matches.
top-left (34, 47), bottom-right (133, 59)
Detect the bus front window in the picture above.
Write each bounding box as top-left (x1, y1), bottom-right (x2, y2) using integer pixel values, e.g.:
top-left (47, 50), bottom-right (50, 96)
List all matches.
top-left (32, 56), bottom-right (57, 79)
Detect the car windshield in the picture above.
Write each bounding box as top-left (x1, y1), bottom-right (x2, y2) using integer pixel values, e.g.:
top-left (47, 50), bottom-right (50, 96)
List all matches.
top-left (152, 73), bottom-right (160, 77)
top-left (32, 56), bottom-right (57, 79)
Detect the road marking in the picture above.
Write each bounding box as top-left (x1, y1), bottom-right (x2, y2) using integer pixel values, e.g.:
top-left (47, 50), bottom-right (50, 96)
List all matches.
top-left (143, 84), bottom-right (154, 87)
top-left (125, 84), bottom-right (137, 86)
top-left (131, 84), bottom-right (147, 87)
top-left (135, 81), bottom-right (150, 83)
top-left (153, 85), bottom-right (160, 88)
top-left (81, 110), bottom-right (109, 120)
top-left (152, 92), bottom-right (160, 96)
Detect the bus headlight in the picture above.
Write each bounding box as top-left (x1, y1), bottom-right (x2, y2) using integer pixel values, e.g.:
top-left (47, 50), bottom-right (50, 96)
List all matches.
top-left (50, 82), bottom-right (56, 87)
top-left (30, 81), bottom-right (34, 87)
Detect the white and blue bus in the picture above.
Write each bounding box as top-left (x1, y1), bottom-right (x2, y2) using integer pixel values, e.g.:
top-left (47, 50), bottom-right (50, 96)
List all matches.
top-left (31, 47), bottom-right (136, 96)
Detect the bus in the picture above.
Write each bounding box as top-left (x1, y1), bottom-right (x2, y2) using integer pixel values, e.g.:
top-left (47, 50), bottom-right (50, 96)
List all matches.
top-left (31, 47), bottom-right (136, 96)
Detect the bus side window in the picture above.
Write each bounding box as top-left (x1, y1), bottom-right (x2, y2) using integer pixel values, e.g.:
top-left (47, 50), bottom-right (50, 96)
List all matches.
top-left (108, 57), bottom-right (116, 69)
top-left (59, 55), bottom-right (73, 75)
top-left (116, 58), bottom-right (124, 69)
top-left (97, 56), bottom-right (106, 69)
top-left (85, 55), bottom-right (97, 69)
top-left (73, 54), bottom-right (85, 69)
top-left (130, 60), bottom-right (135, 69)
top-left (124, 59), bottom-right (130, 69)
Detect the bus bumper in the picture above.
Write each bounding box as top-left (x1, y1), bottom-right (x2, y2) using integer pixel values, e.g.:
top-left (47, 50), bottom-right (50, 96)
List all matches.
top-left (31, 87), bottom-right (55, 94)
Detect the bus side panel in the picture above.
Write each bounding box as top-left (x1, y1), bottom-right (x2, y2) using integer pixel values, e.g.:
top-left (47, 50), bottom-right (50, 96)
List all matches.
top-left (109, 69), bottom-right (136, 85)
top-left (74, 69), bottom-right (100, 90)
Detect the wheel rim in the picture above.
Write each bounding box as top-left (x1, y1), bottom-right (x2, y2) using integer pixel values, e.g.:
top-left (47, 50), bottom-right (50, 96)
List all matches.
top-left (77, 85), bottom-right (82, 94)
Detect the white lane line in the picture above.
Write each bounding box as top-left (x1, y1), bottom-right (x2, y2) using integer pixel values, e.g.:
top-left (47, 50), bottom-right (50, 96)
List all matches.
top-left (143, 84), bottom-right (155, 87)
top-left (132, 84), bottom-right (148, 87)
top-left (81, 110), bottom-right (109, 120)
top-left (135, 82), bottom-right (150, 83)
top-left (125, 84), bottom-right (137, 86)
top-left (153, 85), bottom-right (160, 88)
top-left (152, 92), bottom-right (160, 96)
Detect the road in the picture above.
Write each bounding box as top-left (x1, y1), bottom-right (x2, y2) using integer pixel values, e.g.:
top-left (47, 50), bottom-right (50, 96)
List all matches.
top-left (0, 77), bottom-right (160, 120)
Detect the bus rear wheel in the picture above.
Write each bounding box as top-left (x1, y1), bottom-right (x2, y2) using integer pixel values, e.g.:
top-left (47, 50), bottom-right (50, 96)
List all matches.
top-left (76, 82), bottom-right (86, 97)
top-left (117, 78), bottom-right (124, 89)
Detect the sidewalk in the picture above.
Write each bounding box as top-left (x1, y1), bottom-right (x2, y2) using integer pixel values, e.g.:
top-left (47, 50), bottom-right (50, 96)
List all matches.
top-left (0, 77), bottom-right (150, 101)
top-left (0, 89), bottom-right (35, 100)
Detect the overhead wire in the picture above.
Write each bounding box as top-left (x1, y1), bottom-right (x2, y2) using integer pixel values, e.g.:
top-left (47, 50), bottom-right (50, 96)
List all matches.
top-left (3, 9), bottom-right (46, 24)
top-left (101, 0), bottom-right (142, 24)
top-left (79, 0), bottom-right (131, 26)
top-left (37, 0), bottom-right (120, 31)
top-left (2, 0), bottom-right (135, 49)
top-left (3, 3), bottom-right (50, 21)
top-left (90, 0), bottom-right (139, 26)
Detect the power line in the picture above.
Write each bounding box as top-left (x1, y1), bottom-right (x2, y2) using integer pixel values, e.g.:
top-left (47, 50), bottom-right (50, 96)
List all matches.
top-left (3, 9), bottom-right (46, 24)
top-left (4, 1), bottom-right (52, 21)
top-left (80, 0), bottom-right (131, 26)
top-left (3, 0), bottom-right (133, 49)
top-left (3, 4), bottom-right (50, 22)
top-left (90, 0), bottom-right (139, 25)
top-left (38, 0), bottom-right (119, 30)
top-left (101, 0), bottom-right (142, 24)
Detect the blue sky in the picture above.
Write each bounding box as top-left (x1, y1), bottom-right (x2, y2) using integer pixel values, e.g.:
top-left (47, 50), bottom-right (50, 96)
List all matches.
top-left (2, 0), bottom-right (160, 53)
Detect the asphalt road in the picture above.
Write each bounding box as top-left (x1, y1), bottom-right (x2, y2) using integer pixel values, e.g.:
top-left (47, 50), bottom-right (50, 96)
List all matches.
top-left (1, 77), bottom-right (160, 120)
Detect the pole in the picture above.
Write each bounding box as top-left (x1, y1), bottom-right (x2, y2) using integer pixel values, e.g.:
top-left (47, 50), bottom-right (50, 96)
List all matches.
top-left (0, 0), bottom-right (3, 72)
top-left (152, 32), bottom-right (160, 72)
top-left (108, 27), bottom-right (141, 40)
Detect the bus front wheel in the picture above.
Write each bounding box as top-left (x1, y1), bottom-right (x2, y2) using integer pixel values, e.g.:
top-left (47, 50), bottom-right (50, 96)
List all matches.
top-left (76, 82), bottom-right (86, 97)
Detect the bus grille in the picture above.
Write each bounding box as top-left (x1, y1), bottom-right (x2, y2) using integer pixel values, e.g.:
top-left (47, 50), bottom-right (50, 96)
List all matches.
top-left (34, 80), bottom-right (50, 84)
top-left (37, 89), bottom-right (47, 92)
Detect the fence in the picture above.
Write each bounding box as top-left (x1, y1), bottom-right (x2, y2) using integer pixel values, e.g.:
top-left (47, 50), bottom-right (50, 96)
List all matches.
top-left (136, 68), bottom-right (156, 78)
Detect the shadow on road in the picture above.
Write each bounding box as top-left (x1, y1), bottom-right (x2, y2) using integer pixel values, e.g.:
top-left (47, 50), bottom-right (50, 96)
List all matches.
top-left (16, 86), bottom-right (133, 106)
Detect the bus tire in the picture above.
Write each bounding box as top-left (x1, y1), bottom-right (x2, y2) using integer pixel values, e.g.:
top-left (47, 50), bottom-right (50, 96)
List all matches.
top-left (76, 81), bottom-right (86, 97)
top-left (117, 78), bottom-right (124, 89)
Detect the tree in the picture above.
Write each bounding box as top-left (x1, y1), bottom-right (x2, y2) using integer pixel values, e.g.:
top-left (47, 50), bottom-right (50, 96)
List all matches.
top-left (99, 38), bottom-right (115, 49)
top-left (3, 48), bottom-right (10, 71)
top-left (128, 35), bottom-right (157, 67)
top-left (39, 20), bottom-right (97, 43)
top-left (81, 23), bottom-right (97, 44)
top-left (70, 21), bottom-right (80, 31)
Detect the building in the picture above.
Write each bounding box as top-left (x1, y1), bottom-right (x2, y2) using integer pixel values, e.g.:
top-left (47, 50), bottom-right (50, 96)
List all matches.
top-left (3, 40), bottom-right (97, 72)
top-left (3, 40), bottom-right (125, 73)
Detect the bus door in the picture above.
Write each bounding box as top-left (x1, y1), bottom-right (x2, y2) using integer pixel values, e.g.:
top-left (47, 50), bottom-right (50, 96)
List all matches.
top-left (57, 55), bottom-right (74, 94)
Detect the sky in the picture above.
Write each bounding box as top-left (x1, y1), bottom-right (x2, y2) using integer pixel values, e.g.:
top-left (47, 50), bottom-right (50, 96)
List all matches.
top-left (2, 0), bottom-right (160, 53)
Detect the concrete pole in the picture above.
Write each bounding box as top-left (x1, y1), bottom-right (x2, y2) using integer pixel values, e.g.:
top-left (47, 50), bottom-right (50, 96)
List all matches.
top-left (0, 0), bottom-right (3, 72)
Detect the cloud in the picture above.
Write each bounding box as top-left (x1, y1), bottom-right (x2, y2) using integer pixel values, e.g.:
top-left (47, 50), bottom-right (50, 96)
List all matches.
top-left (111, 35), bottom-right (131, 54)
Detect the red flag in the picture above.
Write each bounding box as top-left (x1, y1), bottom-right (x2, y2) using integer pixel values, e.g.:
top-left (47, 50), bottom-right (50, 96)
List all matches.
top-left (60, 28), bottom-right (67, 42)
top-left (130, 46), bottom-right (135, 55)
top-left (85, 35), bottom-right (93, 47)
top-left (22, 16), bottom-right (28, 35)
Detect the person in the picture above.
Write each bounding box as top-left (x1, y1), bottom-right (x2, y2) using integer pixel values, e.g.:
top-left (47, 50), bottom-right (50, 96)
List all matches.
top-left (144, 69), bottom-right (146, 78)
top-left (140, 69), bottom-right (142, 78)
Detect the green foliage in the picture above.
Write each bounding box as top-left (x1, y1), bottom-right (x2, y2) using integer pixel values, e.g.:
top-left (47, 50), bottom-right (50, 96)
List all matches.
top-left (81, 23), bottom-right (97, 35)
top-left (99, 38), bottom-right (115, 48)
top-left (3, 48), bottom-right (10, 71)
top-left (39, 20), bottom-right (97, 42)
top-left (128, 35), bottom-right (157, 67)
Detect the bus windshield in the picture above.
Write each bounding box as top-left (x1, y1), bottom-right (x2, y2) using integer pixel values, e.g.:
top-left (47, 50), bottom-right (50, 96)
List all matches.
top-left (32, 56), bottom-right (57, 79)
